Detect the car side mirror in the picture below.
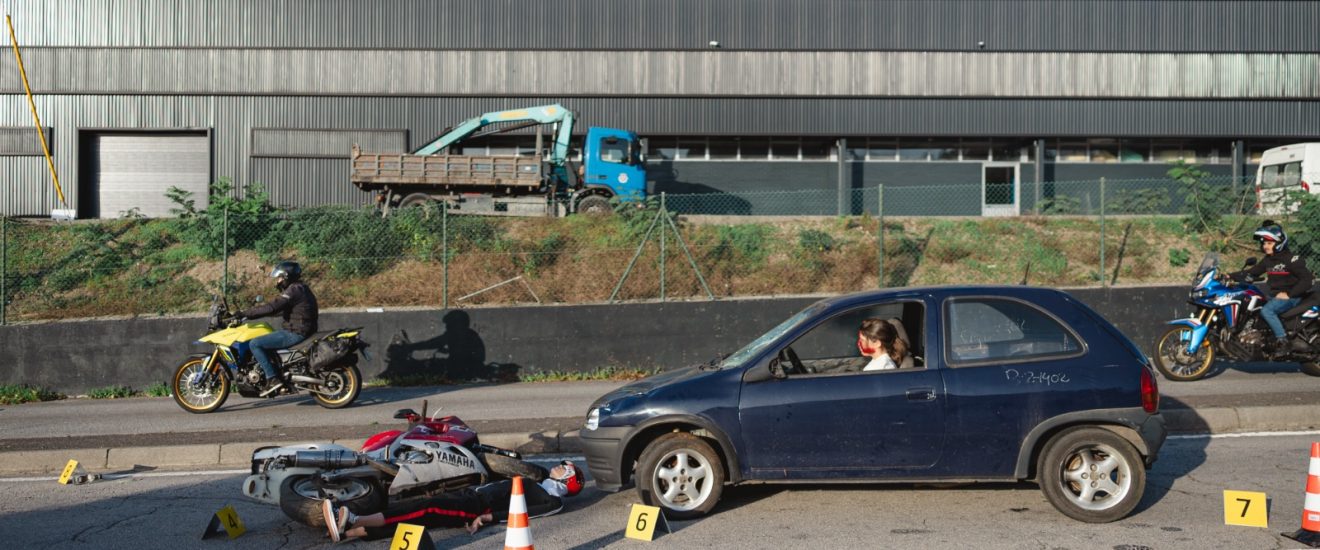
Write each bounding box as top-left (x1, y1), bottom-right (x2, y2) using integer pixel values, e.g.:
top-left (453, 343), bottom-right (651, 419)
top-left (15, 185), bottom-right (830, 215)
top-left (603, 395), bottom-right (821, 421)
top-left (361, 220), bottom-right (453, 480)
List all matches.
top-left (768, 358), bottom-right (788, 380)
top-left (1243, 257), bottom-right (1258, 268)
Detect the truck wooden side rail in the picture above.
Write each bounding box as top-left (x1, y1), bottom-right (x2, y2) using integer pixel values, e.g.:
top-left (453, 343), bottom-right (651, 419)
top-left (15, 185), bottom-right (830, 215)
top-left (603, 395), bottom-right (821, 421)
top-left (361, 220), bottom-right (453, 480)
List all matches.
top-left (351, 145), bottom-right (542, 191)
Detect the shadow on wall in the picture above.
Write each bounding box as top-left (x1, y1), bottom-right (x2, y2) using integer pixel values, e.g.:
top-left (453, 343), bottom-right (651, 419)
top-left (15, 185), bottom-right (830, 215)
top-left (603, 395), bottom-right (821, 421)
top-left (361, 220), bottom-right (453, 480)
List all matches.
top-left (648, 160), bottom-right (753, 215)
top-left (380, 310), bottom-right (520, 383)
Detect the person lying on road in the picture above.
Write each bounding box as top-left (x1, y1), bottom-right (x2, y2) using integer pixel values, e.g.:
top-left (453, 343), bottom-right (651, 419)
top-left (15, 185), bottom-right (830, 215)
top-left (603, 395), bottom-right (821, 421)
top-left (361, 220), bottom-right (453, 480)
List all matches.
top-left (322, 461), bottom-right (585, 542)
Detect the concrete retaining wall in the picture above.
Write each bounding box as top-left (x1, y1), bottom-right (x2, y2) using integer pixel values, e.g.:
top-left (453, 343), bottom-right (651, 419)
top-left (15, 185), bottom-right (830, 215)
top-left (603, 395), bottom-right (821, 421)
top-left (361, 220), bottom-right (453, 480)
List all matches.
top-left (0, 286), bottom-right (1186, 393)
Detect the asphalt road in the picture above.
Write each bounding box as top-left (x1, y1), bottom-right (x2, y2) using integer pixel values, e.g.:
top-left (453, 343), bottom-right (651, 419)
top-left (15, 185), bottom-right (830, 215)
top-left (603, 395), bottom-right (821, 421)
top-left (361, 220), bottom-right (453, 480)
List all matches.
top-left (0, 361), bottom-right (1317, 452)
top-left (2, 434), bottom-right (1317, 549)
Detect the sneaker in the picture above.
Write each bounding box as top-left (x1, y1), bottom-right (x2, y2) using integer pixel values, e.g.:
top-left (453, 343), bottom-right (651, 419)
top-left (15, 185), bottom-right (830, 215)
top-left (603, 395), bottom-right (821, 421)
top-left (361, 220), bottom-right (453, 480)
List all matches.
top-left (322, 499), bottom-right (353, 542)
top-left (1269, 339), bottom-right (1291, 360)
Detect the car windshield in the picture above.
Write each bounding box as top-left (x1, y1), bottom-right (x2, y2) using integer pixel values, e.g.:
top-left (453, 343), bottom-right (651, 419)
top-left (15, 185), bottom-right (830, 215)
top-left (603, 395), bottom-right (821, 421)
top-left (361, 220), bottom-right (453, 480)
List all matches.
top-left (718, 303), bottom-right (826, 369)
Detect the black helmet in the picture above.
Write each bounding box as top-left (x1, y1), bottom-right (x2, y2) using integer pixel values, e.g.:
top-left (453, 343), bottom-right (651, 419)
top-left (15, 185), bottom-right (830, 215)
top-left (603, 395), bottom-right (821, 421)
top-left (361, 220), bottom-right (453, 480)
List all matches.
top-left (1253, 221), bottom-right (1288, 252)
top-left (270, 261), bottom-right (302, 282)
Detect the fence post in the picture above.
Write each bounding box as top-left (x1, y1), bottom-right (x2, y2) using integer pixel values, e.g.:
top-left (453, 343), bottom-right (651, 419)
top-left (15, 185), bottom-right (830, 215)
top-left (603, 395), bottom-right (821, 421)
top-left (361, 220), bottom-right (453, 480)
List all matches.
top-left (1099, 177), bottom-right (1106, 288)
top-left (660, 192), bottom-right (666, 302)
top-left (222, 204), bottom-right (229, 299)
top-left (877, 184), bottom-right (885, 288)
top-left (1, 215), bottom-right (7, 326)
top-left (442, 202), bottom-right (449, 310)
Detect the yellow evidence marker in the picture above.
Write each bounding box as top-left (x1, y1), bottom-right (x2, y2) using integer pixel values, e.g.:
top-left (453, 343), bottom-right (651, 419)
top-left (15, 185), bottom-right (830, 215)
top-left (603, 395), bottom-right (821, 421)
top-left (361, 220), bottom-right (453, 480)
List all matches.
top-left (58, 459), bottom-right (81, 485)
top-left (1223, 490), bottom-right (1268, 528)
top-left (201, 505), bottom-right (246, 540)
top-left (389, 522), bottom-right (435, 550)
top-left (625, 503), bottom-right (671, 541)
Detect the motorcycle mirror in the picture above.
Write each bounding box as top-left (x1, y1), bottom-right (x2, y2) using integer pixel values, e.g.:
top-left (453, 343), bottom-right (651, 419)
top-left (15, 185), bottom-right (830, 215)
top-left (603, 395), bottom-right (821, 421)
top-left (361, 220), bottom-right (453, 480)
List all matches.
top-left (253, 295), bottom-right (264, 304)
top-left (392, 408), bottom-right (417, 420)
top-left (1243, 257), bottom-right (1258, 267)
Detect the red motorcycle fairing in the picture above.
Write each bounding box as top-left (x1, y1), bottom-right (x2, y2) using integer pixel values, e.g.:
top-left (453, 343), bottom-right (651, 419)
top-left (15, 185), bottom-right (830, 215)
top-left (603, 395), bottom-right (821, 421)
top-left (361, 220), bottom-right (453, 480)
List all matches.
top-left (361, 430), bottom-right (404, 453)
top-left (362, 415), bottom-right (479, 453)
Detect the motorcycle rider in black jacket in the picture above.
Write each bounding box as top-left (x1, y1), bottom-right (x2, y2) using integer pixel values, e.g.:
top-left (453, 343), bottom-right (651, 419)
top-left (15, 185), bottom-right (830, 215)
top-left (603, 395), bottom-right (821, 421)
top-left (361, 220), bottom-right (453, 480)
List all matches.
top-left (239, 261), bottom-right (319, 393)
top-left (1233, 221), bottom-right (1313, 359)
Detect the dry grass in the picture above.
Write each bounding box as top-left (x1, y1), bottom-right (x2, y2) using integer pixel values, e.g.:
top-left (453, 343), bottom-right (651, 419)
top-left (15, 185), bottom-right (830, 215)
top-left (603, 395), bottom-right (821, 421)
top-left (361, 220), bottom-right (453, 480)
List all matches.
top-left (5, 214), bottom-right (1253, 321)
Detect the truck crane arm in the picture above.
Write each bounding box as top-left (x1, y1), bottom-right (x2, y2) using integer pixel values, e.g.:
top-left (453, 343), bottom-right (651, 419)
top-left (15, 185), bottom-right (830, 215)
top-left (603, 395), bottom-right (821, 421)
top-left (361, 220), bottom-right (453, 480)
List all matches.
top-left (412, 104), bottom-right (576, 163)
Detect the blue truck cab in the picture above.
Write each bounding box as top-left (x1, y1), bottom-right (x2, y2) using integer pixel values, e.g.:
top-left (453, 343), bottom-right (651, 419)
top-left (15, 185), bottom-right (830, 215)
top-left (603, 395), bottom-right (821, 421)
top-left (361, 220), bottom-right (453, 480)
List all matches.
top-left (577, 127), bottom-right (647, 210)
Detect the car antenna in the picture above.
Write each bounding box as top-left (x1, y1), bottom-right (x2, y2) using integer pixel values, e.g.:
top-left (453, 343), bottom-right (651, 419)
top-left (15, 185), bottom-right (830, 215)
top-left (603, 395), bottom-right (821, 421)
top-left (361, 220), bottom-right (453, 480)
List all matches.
top-left (1020, 261), bottom-right (1032, 285)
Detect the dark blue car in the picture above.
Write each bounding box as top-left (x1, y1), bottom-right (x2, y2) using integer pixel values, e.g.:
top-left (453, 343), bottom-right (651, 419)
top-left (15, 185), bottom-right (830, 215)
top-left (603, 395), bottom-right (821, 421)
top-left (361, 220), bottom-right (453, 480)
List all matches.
top-left (579, 286), bottom-right (1165, 523)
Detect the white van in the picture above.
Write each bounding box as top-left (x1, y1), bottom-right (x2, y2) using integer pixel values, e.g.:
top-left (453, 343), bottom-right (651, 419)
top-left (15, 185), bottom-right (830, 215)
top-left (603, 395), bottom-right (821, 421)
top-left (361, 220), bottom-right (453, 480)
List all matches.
top-left (1255, 143), bottom-right (1320, 215)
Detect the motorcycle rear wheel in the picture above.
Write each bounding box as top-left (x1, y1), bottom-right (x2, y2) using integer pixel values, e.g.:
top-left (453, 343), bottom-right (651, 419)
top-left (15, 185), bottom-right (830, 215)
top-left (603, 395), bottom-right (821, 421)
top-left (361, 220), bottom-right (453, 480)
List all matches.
top-left (1153, 326), bottom-right (1215, 381)
top-left (172, 356), bottom-right (230, 413)
top-left (1301, 361), bottom-right (1320, 377)
top-left (312, 364), bottom-right (361, 409)
top-left (279, 475), bottom-right (384, 527)
top-left (480, 452), bottom-right (549, 482)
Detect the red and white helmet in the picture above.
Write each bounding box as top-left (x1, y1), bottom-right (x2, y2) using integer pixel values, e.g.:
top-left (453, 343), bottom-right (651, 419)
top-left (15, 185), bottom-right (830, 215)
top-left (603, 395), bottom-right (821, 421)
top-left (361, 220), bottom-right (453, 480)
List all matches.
top-left (555, 460), bottom-right (585, 497)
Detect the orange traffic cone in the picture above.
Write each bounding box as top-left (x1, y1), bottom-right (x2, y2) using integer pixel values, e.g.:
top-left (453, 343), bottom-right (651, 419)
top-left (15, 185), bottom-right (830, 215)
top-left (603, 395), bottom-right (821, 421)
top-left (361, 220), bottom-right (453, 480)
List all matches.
top-left (504, 476), bottom-right (535, 550)
top-left (1284, 442), bottom-right (1320, 547)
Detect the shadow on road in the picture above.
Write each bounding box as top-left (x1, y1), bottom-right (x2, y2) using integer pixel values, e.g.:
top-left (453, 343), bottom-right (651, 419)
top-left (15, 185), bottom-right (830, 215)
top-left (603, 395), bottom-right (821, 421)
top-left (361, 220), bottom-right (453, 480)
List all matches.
top-left (1133, 395), bottom-right (1208, 516)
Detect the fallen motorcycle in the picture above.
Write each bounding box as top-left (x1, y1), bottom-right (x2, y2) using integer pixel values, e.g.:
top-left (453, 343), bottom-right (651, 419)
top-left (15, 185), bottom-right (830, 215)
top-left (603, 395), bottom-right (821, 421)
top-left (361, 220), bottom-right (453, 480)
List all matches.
top-left (171, 296), bottom-right (368, 413)
top-left (241, 400), bottom-right (548, 526)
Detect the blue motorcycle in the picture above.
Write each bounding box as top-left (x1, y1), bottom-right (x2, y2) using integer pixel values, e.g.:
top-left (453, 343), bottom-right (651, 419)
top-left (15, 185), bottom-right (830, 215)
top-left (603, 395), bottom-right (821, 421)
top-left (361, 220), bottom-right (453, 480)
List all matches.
top-left (1154, 253), bottom-right (1320, 381)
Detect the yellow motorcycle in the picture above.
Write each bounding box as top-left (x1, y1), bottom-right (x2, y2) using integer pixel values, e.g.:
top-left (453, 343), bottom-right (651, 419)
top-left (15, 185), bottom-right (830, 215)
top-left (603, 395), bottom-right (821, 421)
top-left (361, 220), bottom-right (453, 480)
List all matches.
top-left (171, 297), bottom-right (368, 413)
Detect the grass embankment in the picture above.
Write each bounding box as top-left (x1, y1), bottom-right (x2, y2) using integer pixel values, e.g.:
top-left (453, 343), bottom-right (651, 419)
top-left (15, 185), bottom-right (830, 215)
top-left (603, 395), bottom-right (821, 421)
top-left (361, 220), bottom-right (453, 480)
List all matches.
top-left (3, 208), bottom-right (1259, 322)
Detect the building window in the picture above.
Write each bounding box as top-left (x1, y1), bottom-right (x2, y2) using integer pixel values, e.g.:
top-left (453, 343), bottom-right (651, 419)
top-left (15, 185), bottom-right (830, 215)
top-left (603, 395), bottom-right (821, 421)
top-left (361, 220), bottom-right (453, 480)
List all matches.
top-left (708, 138), bottom-right (738, 160)
top-left (801, 139), bottom-right (833, 160)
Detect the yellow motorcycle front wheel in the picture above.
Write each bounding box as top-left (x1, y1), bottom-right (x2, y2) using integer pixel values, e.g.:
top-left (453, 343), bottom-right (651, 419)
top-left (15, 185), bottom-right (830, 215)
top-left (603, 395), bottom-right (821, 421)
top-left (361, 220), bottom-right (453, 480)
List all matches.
top-left (172, 355), bottom-right (230, 413)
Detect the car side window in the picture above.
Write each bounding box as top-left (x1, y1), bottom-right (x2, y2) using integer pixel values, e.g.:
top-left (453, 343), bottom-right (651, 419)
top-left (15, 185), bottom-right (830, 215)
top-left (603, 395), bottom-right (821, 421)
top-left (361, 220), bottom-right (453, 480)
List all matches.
top-left (945, 298), bottom-right (1082, 365)
top-left (778, 301), bottom-right (925, 376)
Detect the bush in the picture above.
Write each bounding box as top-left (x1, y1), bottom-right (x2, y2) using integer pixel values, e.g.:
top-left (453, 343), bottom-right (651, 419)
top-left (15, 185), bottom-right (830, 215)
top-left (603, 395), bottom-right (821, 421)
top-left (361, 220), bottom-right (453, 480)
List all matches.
top-left (1110, 189), bottom-right (1171, 215)
top-left (1168, 247), bottom-right (1191, 267)
top-left (712, 224), bottom-right (772, 269)
top-left (0, 384), bottom-right (65, 405)
top-left (1040, 195), bottom-right (1080, 215)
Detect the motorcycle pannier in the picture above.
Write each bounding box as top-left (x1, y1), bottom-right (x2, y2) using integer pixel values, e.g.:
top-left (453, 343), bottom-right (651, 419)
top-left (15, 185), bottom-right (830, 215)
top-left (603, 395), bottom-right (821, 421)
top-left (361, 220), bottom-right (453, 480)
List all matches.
top-left (309, 338), bottom-right (353, 370)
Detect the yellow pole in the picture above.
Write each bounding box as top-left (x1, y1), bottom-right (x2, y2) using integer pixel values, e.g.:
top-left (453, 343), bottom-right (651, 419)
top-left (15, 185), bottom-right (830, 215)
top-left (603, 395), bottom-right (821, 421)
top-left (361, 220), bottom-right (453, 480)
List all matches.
top-left (6, 14), bottom-right (65, 206)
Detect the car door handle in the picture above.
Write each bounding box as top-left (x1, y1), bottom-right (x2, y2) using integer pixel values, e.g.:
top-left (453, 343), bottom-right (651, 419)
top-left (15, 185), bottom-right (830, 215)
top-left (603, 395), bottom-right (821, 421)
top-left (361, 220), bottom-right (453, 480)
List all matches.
top-left (906, 387), bottom-right (937, 401)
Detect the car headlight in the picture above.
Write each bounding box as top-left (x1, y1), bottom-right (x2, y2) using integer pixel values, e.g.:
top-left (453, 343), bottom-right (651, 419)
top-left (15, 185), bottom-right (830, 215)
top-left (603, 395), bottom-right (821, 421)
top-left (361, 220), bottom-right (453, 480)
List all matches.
top-left (584, 408), bottom-right (600, 431)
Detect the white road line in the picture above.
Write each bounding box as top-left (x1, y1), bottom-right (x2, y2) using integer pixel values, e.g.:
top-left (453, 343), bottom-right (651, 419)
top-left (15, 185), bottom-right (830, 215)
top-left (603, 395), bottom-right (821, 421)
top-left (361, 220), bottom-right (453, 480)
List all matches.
top-left (0, 469), bottom-right (248, 483)
top-left (1168, 430), bottom-right (1320, 440)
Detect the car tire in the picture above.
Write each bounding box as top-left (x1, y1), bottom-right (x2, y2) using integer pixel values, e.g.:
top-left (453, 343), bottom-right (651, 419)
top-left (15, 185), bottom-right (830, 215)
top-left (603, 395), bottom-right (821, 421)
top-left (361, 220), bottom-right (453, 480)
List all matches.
top-left (1037, 427), bottom-right (1145, 523)
top-left (636, 432), bottom-right (725, 519)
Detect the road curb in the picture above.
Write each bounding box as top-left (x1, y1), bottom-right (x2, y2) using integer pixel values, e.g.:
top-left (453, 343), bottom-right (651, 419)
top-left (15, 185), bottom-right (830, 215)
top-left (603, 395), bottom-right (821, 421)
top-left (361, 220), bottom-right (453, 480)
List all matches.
top-left (1, 405), bottom-right (1315, 476)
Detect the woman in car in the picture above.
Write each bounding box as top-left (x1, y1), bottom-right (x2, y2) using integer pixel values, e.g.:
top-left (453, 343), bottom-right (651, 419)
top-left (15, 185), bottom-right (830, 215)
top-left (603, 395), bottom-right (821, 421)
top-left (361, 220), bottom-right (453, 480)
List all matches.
top-left (858, 318), bottom-right (908, 371)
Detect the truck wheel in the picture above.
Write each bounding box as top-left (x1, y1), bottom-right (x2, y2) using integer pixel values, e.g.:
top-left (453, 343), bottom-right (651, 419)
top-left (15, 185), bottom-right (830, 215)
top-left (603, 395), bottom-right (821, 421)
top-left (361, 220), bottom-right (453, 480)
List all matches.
top-left (636, 432), bottom-right (724, 519)
top-left (398, 193), bottom-right (432, 209)
top-left (1037, 427), bottom-right (1145, 523)
top-left (576, 195), bottom-right (612, 215)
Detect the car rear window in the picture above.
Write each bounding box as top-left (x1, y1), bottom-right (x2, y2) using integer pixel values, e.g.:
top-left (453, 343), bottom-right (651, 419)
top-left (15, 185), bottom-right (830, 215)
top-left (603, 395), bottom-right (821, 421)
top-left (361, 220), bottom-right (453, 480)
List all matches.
top-left (945, 297), bottom-right (1083, 365)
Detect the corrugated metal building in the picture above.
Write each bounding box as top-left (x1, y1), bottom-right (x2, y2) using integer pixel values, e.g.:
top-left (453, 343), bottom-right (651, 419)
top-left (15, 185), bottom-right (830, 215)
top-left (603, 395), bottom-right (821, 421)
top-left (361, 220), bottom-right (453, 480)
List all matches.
top-left (1, 0), bottom-right (1317, 217)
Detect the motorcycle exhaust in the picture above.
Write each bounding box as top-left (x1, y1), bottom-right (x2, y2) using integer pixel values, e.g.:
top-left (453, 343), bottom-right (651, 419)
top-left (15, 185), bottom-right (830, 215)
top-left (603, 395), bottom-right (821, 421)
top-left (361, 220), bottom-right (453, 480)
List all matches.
top-left (286, 450), bottom-right (367, 469)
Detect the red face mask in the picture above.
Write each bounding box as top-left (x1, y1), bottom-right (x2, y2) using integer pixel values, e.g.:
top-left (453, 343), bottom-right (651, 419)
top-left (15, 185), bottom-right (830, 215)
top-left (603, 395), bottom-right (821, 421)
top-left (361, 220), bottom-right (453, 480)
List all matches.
top-left (857, 335), bottom-right (876, 355)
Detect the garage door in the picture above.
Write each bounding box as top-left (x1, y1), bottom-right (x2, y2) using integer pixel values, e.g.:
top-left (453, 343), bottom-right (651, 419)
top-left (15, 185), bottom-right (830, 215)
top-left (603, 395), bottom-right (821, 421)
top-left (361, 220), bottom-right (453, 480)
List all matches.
top-left (90, 133), bottom-right (209, 218)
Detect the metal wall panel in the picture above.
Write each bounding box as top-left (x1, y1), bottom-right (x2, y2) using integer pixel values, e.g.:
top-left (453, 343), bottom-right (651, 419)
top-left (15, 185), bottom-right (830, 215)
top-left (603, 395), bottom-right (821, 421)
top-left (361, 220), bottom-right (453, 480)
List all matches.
top-left (90, 133), bottom-right (209, 218)
top-left (6, 0), bottom-right (1319, 52)
top-left (0, 157), bottom-right (59, 216)
top-left (251, 157), bottom-right (368, 208)
top-left (252, 129), bottom-right (407, 158)
top-left (5, 49), bottom-right (1317, 99)
top-left (1, 94), bottom-right (1317, 214)
top-left (0, 127), bottom-right (51, 155)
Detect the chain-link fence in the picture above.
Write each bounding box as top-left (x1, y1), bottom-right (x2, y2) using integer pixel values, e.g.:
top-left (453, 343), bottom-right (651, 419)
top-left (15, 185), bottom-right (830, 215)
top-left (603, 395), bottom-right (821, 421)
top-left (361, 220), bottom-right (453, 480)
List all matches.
top-left (0, 174), bottom-right (1289, 324)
